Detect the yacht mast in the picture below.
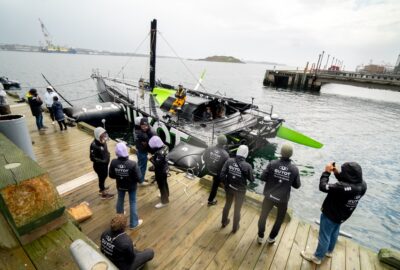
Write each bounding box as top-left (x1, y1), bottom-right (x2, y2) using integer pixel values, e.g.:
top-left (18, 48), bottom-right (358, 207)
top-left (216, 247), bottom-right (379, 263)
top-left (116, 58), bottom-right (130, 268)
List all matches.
top-left (149, 19), bottom-right (157, 90)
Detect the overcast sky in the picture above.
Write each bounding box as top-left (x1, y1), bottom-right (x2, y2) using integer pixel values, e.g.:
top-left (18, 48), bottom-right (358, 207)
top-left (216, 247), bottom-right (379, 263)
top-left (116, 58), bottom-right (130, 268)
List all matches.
top-left (1, 0), bottom-right (399, 70)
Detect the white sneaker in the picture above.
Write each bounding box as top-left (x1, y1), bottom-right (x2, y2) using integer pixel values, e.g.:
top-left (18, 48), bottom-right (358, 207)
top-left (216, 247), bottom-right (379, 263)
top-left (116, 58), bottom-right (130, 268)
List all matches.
top-left (155, 202), bottom-right (168, 209)
top-left (325, 251), bottom-right (333, 258)
top-left (52, 121), bottom-right (55, 125)
top-left (129, 219), bottom-right (143, 230)
top-left (257, 237), bottom-right (264, 244)
top-left (267, 237), bottom-right (276, 244)
top-left (301, 251), bottom-right (322, 265)
top-left (138, 182), bottom-right (149, 186)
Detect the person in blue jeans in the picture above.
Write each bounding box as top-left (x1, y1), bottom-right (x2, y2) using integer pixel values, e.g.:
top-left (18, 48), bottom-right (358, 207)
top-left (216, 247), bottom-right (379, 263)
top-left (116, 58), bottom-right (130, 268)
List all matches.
top-left (134, 117), bottom-right (154, 183)
top-left (27, 88), bottom-right (46, 131)
top-left (109, 142), bottom-right (143, 229)
top-left (301, 162), bottom-right (367, 265)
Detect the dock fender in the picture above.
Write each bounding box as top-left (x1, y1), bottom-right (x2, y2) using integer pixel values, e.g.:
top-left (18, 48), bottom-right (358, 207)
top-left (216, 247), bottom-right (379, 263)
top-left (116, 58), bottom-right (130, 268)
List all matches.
top-left (64, 102), bottom-right (127, 127)
top-left (168, 141), bottom-right (207, 177)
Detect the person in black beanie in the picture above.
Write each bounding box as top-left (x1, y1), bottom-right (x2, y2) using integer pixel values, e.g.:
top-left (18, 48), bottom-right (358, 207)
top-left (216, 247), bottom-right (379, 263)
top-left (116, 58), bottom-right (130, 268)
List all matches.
top-left (204, 134), bottom-right (230, 206)
top-left (134, 117), bottom-right (154, 183)
top-left (301, 161), bottom-right (367, 265)
top-left (100, 214), bottom-right (154, 270)
top-left (257, 143), bottom-right (301, 244)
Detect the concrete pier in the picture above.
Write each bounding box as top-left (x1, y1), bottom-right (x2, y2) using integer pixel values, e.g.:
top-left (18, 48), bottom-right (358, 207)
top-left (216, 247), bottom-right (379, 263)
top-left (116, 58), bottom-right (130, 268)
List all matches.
top-left (263, 70), bottom-right (400, 91)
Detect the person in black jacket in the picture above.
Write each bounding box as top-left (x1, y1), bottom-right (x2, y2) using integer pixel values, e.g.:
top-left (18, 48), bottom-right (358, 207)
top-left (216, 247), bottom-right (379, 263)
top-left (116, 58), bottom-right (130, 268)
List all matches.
top-left (109, 142), bottom-right (143, 229)
top-left (27, 88), bottom-right (46, 131)
top-left (148, 136), bottom-right (170, 209)
top-left (257, 143), bottom-right (301, 244)
top-left (51, 96), bottom-right (67, 131)
top-left (90, 127), bottom-right (114, 199)
top-left (204, 134), bottom-right (230, 206)
top-left (101, 214), bottom-right (154, 270)
top-left (221, 145), bottom-right (254, 233)
top-left (301, 162), bottom-right (367, 265)
top-left (135, 117), bottom-right (154, 183)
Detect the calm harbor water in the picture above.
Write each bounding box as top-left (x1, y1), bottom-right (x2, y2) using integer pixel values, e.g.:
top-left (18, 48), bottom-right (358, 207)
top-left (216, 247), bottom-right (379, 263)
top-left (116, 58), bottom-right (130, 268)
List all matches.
top-left (1, 51), bottom-right (399, 252)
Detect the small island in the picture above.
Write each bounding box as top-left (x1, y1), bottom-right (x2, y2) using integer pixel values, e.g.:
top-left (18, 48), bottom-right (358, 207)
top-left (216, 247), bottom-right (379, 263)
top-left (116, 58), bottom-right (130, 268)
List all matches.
top-left (198, 55), bottom-right (244, 64)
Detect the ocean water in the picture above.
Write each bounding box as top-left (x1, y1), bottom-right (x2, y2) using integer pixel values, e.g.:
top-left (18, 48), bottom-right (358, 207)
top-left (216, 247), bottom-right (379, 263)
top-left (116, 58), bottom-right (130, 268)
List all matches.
top-left (1, 50), bottom-right (399, 252)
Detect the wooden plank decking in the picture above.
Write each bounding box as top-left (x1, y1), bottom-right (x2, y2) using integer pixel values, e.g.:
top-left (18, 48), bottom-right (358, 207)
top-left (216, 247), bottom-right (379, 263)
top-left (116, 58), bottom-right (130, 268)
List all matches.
top-left (6, 102), bottom-right (395, 270)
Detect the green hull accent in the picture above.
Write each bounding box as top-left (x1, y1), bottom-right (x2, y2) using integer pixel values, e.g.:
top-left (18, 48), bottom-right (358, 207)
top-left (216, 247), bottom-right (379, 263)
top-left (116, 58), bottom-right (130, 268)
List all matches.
top-left (152, 87), bottom-right (176, 105)
top-left (277, 125), bottom-right (323, 149)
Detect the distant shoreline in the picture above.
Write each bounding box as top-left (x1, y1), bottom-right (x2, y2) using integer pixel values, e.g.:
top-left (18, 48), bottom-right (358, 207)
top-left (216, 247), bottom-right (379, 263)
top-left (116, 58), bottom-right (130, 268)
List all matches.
top-left (0, 43), bottom-right (284, 65)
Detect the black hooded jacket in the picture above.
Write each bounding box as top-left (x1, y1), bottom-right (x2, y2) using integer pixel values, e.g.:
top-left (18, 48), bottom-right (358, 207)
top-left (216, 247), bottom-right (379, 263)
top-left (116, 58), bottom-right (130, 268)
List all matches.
top-left (135, 129), bottom-right (154, 153)
top-left (100, 229), bottom-right (135, 270)
top-left (203, 144), bottom-right (229, 176)
top-left (261, 157), bottom-right (301, 204)
top-left (220, 156), bottom-right (254, 191)
top-left (90, 140), bottom-right (110, 165)
top-left (151, 145), bottom-right (169, 176)
top-left (28, 95), bottom-right (43, 116)
top-left (319, 162), bottom-right (367, 224)
top-left (109, 157), bottom-right (142, 191)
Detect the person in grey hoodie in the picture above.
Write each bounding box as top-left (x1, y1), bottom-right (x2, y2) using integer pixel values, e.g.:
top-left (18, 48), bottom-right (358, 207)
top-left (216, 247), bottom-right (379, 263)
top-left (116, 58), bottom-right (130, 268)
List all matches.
top-left (301, 161), bottom-right (367, 265)
top-left (90, 127), bottom-right (114, 199)
top-left (220, 145), bottom-right (254, 233)
top-left (257, 143), bottom-right (301, 244)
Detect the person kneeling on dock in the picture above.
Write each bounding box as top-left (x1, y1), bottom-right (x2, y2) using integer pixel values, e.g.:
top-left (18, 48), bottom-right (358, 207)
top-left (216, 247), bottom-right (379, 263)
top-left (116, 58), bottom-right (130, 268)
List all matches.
top-left (257, 143), bottom-right (301, 244)
top-left (109, 142), bottom-right (143, 229)
top-left (149, 136), bottom-right (170, 209)
top-left (101, 214), bottom-right (154, 270)
top-left (221, 145), bottom-right (254, 233)
top-left (301, 162), bottom-right (367, 265)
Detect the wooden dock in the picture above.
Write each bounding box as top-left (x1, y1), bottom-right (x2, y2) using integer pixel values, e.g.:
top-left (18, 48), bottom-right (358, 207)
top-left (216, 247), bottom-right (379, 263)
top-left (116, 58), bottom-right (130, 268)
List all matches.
top-left (4, 101), bottom-right (396, 270)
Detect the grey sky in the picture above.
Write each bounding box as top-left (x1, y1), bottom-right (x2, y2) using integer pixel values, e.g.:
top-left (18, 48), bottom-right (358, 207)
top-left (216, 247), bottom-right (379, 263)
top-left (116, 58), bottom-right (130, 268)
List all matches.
top-left (1, 0), bottom-right (399, 70)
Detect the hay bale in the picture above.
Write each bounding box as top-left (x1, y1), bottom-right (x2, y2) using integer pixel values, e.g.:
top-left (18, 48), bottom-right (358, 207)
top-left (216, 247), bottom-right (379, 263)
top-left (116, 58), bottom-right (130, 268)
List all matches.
top-left (0, 133), bottom-right (65, 236)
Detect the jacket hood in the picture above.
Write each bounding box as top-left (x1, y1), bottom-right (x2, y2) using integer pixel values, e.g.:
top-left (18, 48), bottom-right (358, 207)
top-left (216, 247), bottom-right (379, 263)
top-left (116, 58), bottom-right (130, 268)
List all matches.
top-left (236, 145), bottom-right (249, 159)
top-left (340, 162), bottom-right (363, 184)
top-left (149, 136), bottom-right (164, 149)
top-left (115, 142), bottom-right (129, 158)
top-left (94, 127), bottom-right (106, 141)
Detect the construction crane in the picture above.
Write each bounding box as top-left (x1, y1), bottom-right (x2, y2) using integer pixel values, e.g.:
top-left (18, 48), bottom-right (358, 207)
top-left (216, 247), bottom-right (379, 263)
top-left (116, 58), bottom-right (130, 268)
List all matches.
top-left (38, 18), bottom-right (53, 47)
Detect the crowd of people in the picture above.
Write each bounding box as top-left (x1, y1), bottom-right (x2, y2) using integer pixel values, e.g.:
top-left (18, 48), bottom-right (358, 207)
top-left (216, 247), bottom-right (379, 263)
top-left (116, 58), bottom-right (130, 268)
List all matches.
top-left (26, 86), bottom-right (68, 132)
top-left (89, 122), bottom-right (367, 268)
top-left (3, 84), bottom-right (368, 268)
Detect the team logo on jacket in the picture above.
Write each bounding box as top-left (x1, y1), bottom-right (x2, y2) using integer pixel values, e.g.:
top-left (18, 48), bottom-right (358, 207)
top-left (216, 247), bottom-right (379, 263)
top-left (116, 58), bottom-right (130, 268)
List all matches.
top-left (279, 166), bottom-right (288, 171)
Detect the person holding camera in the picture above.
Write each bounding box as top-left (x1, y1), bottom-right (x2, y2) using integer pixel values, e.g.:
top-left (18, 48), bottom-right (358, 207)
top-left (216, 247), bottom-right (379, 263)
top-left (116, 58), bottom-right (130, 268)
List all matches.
top-left (301, 162), bottom-right (367, 265)
top-left (257, 143), bottom-right (301, 244)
